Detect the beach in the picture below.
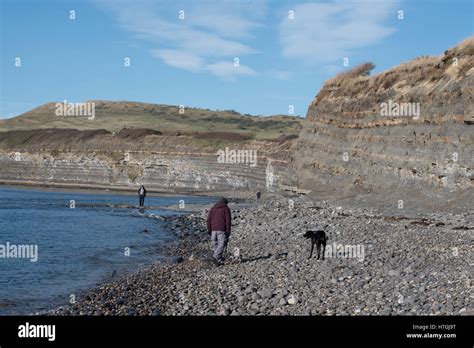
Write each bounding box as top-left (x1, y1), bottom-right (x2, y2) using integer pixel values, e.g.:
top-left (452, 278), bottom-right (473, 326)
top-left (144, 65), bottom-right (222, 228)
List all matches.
top-left (52, 195), bottom-right (472, 316)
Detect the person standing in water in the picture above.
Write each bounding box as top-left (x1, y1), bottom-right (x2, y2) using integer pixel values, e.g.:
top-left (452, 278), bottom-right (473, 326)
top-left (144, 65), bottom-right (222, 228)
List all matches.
top-left (138, 184), bottom-right (147, 207)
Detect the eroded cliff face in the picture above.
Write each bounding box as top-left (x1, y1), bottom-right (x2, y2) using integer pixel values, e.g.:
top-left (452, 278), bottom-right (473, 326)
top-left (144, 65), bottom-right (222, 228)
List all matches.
top-left (294, 38), bottom-right (473, 202)
top-left (0, 129), bottom-right (296, 194)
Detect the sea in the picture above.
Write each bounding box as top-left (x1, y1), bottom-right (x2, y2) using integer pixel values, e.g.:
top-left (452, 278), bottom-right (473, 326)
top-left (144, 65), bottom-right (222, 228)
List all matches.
top-left (0, 186), bottom-right (213, 315)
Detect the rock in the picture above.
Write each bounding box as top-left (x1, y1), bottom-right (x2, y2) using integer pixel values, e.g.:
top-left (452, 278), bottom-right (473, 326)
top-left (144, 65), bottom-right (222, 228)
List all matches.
top-left (258, 288), bottom-right (273, 299)
top-left (251, 293), bottom-right (261, 301)
top-left (287, 295), bottom-right (298, 305)
top-left (244, 286), bottom-right (256, 295)
top-left (170, 256), bottom-right (185, 264)
top-left (237, 296), bottom-right (246, 304)
top-left (343, 270), bottom-right (354, 278)
top-left (218, 307), bottom-right (231, 316)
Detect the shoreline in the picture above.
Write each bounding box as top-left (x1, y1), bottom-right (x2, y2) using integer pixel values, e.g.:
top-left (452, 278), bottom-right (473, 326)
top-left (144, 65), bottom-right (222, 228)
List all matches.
top-left (51, 196), bottom-right (472, 316)
top-left (0, 180), bottom-right (235, 199)
top-left (49, 205), bottom-right (228, 316)
top-left (0, 185), bottom-right (224, 316)
top-left (2, 180), bottom-right (472, 215)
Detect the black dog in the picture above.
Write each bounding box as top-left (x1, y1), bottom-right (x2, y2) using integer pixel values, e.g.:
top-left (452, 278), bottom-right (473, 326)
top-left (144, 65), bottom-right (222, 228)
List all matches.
top-left (303, 230), bottom-right (327, 260)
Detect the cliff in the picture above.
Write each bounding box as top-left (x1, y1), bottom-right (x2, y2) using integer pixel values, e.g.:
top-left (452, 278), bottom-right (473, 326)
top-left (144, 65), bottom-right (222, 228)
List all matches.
top-left (0, 128), bottom-right (297, 194)
top-left (0, 101), bottom-right (303, 194)
top-left (293, 37), bottom-right (473, 207)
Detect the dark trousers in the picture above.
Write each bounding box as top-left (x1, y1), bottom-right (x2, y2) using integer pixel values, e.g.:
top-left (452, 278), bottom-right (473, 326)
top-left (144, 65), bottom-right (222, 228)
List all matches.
top-left (139, 195), bottom-right (145, 207)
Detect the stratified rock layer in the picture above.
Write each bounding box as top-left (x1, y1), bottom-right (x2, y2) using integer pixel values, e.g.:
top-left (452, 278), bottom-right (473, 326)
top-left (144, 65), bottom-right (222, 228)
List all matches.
top-left (294, 38), bottom-right (473, 202)
top-left (0, 129), bottom-right (295, 194)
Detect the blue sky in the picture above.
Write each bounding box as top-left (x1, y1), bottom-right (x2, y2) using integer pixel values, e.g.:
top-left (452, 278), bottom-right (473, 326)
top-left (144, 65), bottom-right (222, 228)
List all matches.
top-left (0, 0), bottom-right (472, 119)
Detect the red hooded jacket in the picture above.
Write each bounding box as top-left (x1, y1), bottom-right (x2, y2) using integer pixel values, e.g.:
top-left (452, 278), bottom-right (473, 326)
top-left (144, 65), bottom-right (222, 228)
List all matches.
top-left (207, 202), bottom-right (232, 235)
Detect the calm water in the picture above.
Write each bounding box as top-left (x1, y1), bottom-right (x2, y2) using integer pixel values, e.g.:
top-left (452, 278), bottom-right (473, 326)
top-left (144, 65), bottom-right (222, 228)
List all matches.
top-left (0, 186), bottom-right (213, 315)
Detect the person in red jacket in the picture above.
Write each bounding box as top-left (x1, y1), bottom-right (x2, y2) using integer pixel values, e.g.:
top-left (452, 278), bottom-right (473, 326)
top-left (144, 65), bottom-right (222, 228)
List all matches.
top-left (207, 197), bottom-right (232, 265)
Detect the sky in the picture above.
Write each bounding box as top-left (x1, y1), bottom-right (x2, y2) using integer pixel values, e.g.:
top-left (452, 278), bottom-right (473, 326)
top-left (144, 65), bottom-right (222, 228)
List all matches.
top-left (0, 0), bottom-right (472, 119)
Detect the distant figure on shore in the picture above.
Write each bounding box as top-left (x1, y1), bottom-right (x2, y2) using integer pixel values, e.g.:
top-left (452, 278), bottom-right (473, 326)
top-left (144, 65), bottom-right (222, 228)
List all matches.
top-left (256, 191), bottom-right (261, 200)
top-left (207, 197), bottom-right (232, 266)
top-left (138, 184), bottom-right (147, 207)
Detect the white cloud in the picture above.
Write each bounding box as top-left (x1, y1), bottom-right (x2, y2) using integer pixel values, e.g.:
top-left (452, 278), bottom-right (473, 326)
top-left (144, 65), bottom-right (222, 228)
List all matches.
top-left (279, 0), bottom-right (399, 64)
top-left (95, 0), bottom-right (265, 79)
top-left (206, 61), bottom-right (256, 81)
top-left (186, 1), bottom-right (266, 40)
top-left (151, 49), bottom-right (204, 72)
top-left (150, 49), bottom-right (257, 80)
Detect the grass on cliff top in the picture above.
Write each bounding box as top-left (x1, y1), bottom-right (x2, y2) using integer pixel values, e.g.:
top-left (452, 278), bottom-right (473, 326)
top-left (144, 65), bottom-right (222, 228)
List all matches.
top-left (320, 36), bottom-right (473, 97)
top-left (0, 101), bottom-right (303, 141)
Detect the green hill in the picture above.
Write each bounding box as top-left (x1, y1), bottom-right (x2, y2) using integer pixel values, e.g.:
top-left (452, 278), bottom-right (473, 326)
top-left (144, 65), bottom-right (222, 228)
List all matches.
top-left (0, 101), bottom-right (303, 140)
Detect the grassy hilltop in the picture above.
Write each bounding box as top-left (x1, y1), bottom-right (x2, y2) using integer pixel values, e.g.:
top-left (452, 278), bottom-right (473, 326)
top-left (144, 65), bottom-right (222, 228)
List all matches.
top-left (0, 101), bottom-right (303, 141)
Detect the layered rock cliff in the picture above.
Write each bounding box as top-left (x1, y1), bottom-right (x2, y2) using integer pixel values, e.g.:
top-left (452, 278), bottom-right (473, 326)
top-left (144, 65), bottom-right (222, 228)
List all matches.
top-left (0, 129), bottom-right (296, 194)
top-left (294, 38), bottom-right (473, 205)
top-left (0, 100), bottom-right (302, 194)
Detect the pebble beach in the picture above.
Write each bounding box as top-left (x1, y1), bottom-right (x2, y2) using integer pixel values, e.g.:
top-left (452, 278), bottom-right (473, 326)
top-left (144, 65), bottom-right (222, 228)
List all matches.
top-left (52, 196), bottom-right (473, 316)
